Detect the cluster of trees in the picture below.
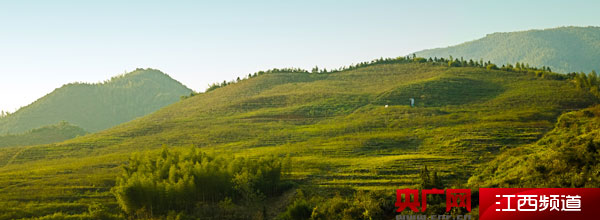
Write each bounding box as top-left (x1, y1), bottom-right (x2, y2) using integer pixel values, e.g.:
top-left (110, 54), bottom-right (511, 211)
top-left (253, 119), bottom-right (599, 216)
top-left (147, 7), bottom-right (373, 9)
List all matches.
top-left (205, 68), bottom-right (310, 92)
top-left (203, 56), bottom-right (427, 93)
top-left (278, 167), bottom-right (458, 220)
top-left (418, 166), bottom-right (444, 189)
top-left (426, 55), bottom-right (565, 79)
top-left (498, 62), bottom-right (565, 80)
top-left (324, 54), bottom-right (559, 79)
top-left (112, 146), bottom-right (291, 218)
top-left (0, 110), bottom-right (10, 119)
top-left (279, 190), bottom-right (393, 220)
top-left (203, 54), bottom-right (572, 94)
top-left (571, 70), bottom-right (600, 98)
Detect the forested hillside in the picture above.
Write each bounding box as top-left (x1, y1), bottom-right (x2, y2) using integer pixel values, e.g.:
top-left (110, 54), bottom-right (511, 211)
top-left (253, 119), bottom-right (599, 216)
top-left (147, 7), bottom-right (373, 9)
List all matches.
top-left (0, 58), bottom-right (598, 219)
top-left (415, 26), bottom-right (600, 74)
top-left (0, 68), bottom-right (192, 134)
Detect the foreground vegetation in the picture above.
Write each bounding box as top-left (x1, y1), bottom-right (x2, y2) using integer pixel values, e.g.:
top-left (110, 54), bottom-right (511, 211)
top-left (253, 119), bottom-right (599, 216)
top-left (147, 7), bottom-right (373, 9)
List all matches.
top-left (110, 147), bottom-right (291, 219)
top-left (0, 57), bottom-right (598, 219)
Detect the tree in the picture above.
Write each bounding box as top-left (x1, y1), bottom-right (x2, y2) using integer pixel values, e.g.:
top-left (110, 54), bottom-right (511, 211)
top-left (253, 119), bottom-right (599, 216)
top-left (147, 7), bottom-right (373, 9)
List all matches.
top-left (486, 64), bottom-right (498, 70)
top-left (113, 147), bottom-right (286, 218)
top-left (312, 66), bottom-right (319, 73)
top-left (419, 166), bottom-right (444, 189)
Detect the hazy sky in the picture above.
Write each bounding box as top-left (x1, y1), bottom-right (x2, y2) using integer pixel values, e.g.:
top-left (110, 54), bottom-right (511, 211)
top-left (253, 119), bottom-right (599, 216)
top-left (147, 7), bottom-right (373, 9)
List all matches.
top-left (1, 0), bottom-right (599, 112)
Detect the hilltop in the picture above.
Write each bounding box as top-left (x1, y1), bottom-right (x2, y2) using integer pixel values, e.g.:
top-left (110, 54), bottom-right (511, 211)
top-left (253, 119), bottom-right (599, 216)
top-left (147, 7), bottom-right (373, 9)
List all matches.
top-left (0, 68), bottom-right (193, 134)
top-left (415, 26), bottom-right (600, 73)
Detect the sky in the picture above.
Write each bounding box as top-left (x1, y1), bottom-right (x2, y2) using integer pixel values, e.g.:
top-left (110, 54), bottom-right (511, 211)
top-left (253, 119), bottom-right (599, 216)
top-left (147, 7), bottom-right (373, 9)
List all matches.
top-left (1, 0), bottom-right (599, 112)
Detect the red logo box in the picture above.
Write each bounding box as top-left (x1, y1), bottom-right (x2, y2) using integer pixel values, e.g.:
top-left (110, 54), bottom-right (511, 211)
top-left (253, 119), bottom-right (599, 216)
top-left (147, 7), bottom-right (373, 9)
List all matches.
top-left (479, 188), bottom-right (600, 220)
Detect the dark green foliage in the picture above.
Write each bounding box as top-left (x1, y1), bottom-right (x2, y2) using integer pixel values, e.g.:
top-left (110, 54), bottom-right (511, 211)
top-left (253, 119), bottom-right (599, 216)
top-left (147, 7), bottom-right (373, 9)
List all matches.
top-left (573, 71), bottom-right (600, 99)
top-left (419, 166), bottom-right (444, 189)
top-left (486, 64), bottom-right (498, 70)
top-left (87, 202), bottom-right (121, 220)
top-left (0, 121), bottom-right (87, 148)
top-left (0, 68), bottom-right (192, 134)
top-left (281, 199), bottom-right (313, 220)
top-left (307, 191), bottom-right (386, 220)
top-left (112, 146), bottom-right (286, 218)
top-left (415, 166), bottom-right (449, 215)
top-left (205, 68), bottom-right (310, 92)
top-left (416, 26), bottom-right (600, 73)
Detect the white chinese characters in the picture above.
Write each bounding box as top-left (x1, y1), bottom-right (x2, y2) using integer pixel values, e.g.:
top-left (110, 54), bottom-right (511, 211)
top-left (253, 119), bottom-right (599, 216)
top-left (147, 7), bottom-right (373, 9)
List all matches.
top-left (495, 194), bottom-right (581, 212)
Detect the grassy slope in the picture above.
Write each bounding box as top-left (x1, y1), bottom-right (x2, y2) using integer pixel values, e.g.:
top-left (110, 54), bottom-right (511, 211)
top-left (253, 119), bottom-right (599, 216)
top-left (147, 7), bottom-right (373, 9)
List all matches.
top-left (415, 26), bottom-right (600, 73)
top-left (0, 62), bottom-right (596, 219)
top-left (469, 105), bottom-right (600, 188)
top-left (0, 69), bottom-right (193, 134)
top-left (0, 122), bottom-right (87, 148)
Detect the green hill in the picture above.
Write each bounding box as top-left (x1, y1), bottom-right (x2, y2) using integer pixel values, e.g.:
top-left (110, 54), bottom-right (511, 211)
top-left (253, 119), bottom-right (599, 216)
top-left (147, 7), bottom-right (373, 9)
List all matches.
top-left (0, 68), bottom-right (193, 134)
top-left (0, 59), bottom-right (597, 219)
top-left (0, 121), bottom-right (87, 148)
top-left (415, 26), bottom-right (600, 73)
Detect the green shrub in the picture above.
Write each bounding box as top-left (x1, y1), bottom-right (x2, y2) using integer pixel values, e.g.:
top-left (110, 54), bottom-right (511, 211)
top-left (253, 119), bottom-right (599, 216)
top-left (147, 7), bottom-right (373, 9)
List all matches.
top-left (281, 199), bottom-right (313, 220)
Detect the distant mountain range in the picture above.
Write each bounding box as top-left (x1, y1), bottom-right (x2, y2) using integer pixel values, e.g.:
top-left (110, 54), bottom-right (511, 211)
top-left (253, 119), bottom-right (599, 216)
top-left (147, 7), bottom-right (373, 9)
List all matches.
top-left (0, 68), bottom-right (192, 134)
top-left (415, 26), bottom-right (600, 73)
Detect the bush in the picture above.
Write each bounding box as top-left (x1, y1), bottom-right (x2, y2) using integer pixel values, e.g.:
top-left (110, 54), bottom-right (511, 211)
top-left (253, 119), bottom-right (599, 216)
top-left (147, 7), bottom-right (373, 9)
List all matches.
top-left (309, 191), bottom-right (385, 220)
top-left (486, 64), bottom-right (498, 70)
top-left (281, 199), bottom-right (313, 220)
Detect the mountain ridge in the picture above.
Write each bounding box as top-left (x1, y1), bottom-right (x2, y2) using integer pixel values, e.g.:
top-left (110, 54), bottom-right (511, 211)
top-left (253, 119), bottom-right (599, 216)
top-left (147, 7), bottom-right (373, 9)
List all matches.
top-left (415, 26), bottom-right (600, 74)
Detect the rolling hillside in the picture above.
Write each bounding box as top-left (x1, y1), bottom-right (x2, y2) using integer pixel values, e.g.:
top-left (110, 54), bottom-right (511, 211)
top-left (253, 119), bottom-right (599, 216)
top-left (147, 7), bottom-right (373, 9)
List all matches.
top-left (0, 122), bottom-right (86, 148)
top-left (0, 59), bottom-right (597, 219)
top-left (0, 68), bottom-right (193, 134)
top-left (469, 105), bottom-right (600, 188)
top-left (415, 26), bottom-right (600, 73)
